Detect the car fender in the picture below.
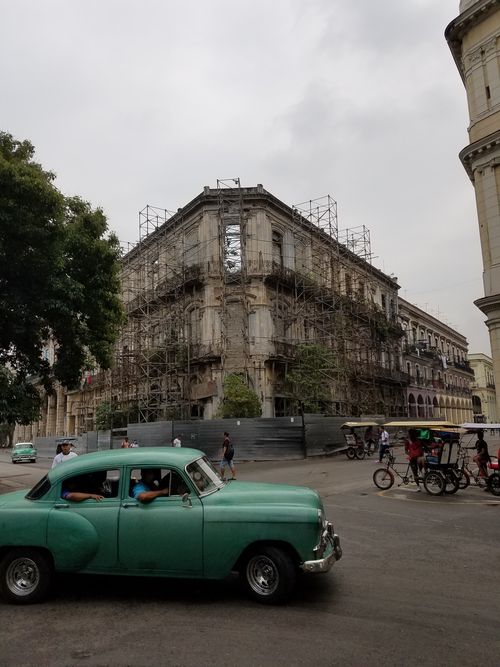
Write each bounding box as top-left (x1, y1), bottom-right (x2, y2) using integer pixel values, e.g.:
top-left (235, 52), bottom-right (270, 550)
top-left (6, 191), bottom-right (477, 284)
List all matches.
top-left (47, 510), bottom-right (99, 571)
top-left (202, 505), bottom-right (319, 578)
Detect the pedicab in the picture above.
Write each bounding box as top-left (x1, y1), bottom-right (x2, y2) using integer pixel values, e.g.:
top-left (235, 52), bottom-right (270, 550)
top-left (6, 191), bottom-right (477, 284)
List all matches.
top-left (341, 421), bottom-right (379, 460)
top-left (373, 420), bottom-right (463, 495)
top-left (460, 423), bottom-right (500, 496)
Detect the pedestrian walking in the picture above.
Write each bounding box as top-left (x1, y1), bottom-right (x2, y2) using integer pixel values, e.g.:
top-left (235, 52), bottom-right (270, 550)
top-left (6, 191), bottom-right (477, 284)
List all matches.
top-left (377, 426), bottom-right (390, 463)
top-left (172, 435), bottom-right (182, 447)
top-left (220, 431), bottom-right (236, 480)
top-left (52, 441), bottom-right (78, 468)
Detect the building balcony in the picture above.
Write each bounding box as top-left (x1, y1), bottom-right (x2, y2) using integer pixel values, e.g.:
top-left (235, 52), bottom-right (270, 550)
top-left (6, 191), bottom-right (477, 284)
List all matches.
top-left (269, 339), bottom-right (298, 360)
top-left (187, 342), bottom-right (223, 362)
top-left (355, 363), bottom-right (409, 385)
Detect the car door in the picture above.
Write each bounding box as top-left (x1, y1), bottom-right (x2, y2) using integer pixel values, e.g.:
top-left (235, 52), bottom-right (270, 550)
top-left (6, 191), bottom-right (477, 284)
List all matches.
top-left (49, 468), bottom-right (121, 572)
top-left (117, 467), bottom-right (203, 575)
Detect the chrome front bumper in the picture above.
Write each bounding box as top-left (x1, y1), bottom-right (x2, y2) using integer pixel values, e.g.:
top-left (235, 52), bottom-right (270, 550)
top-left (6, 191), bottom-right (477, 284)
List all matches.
top-left (300, 524), bottom-right (342, 573)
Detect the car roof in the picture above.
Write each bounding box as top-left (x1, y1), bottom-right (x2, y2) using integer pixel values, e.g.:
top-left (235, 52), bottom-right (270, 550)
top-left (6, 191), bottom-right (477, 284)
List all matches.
top-left (48, 447), bottom-right (205, 482)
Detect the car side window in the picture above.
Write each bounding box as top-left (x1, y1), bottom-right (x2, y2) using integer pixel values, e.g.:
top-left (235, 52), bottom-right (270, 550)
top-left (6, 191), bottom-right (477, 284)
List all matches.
top-left (61, 469), bottom-right (120, 499)
top-left (129, 468), bottom-right (189, 498)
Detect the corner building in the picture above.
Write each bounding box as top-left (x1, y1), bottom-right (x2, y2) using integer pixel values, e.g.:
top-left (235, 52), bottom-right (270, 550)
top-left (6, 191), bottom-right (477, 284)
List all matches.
top-left (446, 0), bottom-right (500, 417)
top-left (74, 184), bottom-right (407, 425)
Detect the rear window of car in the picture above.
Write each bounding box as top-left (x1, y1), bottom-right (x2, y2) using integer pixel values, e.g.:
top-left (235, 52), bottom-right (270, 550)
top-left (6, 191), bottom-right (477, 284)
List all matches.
top-left (26, 475), bottom-right (51, 500)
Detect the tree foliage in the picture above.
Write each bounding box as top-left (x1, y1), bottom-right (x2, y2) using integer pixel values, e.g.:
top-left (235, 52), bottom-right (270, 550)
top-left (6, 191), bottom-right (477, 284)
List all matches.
top-left (286, 343), bottom-right (336, 414)
top-left (0, 132), bottom-right (124, 426)
top-left (218, 374), bottom-right (262, 419)
top-left (0, 367), bottom-right (41, 426)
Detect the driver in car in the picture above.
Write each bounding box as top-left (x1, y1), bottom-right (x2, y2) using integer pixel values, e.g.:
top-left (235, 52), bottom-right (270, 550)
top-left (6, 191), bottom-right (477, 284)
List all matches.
top-left (132, 469), bottom-right (171, 503)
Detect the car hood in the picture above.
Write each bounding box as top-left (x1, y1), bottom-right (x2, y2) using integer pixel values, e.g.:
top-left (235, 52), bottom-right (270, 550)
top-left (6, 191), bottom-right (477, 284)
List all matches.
top-left (12, 447), bottom-right (35, 454)
top-left (206, 480), bottom-right (321, 508)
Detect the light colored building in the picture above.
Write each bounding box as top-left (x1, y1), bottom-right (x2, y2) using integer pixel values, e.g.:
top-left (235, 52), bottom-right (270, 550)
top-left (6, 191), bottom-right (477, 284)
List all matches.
top-left (16, 183), bottom-right (408, 440)
top-left (399, 298), bottom-right (474, 424)
top-left (446, 0), bottom-right (500, 418)
top-left (468, 351), bottom-right (498, 421)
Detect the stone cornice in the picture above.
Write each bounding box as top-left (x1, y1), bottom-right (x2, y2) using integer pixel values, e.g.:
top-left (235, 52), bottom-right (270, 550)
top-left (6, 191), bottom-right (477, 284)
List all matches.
top-left (459, 127), bottom-right (500, 178)
top-left (445, 0), bottom-right (500, 82)
top-left (474, 293), bottom-right (500, 315)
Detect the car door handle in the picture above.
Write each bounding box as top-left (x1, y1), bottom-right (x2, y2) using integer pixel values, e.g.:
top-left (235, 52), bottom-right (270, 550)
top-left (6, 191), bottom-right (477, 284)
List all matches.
top-left (122, 502), bottom-right (138, 508)
top-left (54, 503), bottom-right (69, 509)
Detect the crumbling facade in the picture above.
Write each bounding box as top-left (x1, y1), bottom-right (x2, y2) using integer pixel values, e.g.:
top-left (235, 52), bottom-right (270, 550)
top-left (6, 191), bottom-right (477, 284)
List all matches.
top-left (19, 182), bottom-right (408, 437)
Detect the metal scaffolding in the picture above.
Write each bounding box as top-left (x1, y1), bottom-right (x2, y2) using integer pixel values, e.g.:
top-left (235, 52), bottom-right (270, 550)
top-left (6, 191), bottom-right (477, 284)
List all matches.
top-left (74, 182), bottom-right (407, 431)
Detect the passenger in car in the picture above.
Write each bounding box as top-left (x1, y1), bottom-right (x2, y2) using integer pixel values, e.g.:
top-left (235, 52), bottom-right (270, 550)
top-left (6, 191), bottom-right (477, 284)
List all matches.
top-left (61, 477), bottom-right (104, 502)
top-left (132, 469), bottom-right (171, 503)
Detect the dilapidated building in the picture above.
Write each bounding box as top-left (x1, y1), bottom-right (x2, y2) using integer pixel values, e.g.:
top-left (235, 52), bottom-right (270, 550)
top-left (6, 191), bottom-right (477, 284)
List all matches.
top-left (75, 182), bottom-right (406, 426)
top-left (17, 182), bottom-right (409, 439)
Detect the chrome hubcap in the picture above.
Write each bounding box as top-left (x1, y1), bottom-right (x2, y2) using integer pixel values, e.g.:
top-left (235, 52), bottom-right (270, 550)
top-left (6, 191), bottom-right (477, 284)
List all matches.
top-left (247, 555), bottom-right (279, 596)
top-left (6, 557), bottom-right (39, 596)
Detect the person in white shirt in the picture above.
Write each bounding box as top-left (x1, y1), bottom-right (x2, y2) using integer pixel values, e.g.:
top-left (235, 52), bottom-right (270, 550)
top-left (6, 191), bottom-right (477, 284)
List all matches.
top-left (52, 442), bottom-right (78, 468)
top-left (172, 436), bottom-right (181, 447)
top-left (377, 427), bottom-right (390, 463)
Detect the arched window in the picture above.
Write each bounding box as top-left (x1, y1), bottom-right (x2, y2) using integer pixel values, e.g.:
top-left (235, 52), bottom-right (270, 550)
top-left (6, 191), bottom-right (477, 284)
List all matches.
top-left (408, 393), bottom-right (416, 418)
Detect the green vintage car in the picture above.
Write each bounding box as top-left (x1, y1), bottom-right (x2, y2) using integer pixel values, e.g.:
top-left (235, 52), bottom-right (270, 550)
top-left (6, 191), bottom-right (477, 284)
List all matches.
top-left (11, 442), bottom-right (37, 464)
top-left (0, 448), bottom-right (341, 605)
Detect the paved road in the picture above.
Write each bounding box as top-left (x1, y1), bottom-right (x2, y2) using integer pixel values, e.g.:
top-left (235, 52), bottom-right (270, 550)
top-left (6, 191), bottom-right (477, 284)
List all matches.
top-left (0, 449), bottom-right (499, 667)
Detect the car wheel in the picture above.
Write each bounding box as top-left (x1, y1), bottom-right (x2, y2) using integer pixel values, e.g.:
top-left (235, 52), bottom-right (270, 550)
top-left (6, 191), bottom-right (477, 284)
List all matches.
top-left (243, 546), bottom-right (296, 604)
top-left (0, 549), bottom-right (53, 604)
top-left (373, 468), bottom-right (394, 490)
top-left (423, 471), bottom-right (444, 496)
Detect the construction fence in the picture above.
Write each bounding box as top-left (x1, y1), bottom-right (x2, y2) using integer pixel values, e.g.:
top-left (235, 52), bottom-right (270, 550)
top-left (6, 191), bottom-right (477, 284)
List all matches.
top-left (33, 415), bottom-right (353, 461)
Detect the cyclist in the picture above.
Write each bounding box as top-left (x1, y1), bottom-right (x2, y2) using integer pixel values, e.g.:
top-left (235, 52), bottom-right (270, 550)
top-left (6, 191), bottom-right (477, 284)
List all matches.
top-left (405, 429), bottom-right (425, 491)
top-left (473, 433), bottom-right (491, 478)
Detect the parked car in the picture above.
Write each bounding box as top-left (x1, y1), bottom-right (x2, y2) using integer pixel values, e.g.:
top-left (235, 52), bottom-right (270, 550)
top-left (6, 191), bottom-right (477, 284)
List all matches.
top-left (11, 442), bottom-right (37, 464)
top-left (0, 447), bottom-right (341, 605)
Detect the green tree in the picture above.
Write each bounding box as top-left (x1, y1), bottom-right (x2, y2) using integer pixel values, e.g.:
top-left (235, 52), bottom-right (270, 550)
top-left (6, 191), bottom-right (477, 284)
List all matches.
top-left (286, 344), bottom-right (336, 414)
top-left (218, 374), bottom-right (262, 418)
top-left (95, 400), bottom-right (129, 430)
top-left (0, 367), bottom-right (41, 446)
top-left (0, 132), bottom-right (124, 424)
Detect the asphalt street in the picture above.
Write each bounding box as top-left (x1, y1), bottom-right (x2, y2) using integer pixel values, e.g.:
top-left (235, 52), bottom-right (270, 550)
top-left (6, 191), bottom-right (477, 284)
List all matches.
top-left (0, 448), bottom-right (498, 667)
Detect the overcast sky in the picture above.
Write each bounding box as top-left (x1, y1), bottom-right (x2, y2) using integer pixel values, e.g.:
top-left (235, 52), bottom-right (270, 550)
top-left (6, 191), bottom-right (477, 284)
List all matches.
top-left (1, 0), bottom-right (489, 353)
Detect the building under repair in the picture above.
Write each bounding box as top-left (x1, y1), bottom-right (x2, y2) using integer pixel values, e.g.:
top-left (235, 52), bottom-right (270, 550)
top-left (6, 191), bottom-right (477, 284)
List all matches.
top-left (68, 180), bottom-right (406, 428)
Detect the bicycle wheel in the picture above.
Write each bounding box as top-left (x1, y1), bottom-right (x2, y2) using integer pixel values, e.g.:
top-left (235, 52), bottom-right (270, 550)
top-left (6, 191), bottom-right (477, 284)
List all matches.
top-left (488, 473), bottom-right (500, 497)
top-left (373, 468), bottom-right (394, 490)
top-left (444, 470), bottom-right (460, 495)
top-left (423, 471), bottom-right (444, 496)
top-left (457, 469), bottom-right (470, 490)
top-left (346, 447), bottom-right (356, 460)
top-left (354, 447), bottom-right (365, 460)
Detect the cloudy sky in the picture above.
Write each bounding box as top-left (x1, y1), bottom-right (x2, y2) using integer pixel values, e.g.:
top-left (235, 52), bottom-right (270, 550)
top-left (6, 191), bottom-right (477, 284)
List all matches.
top-left (1, 0), bottom-right (489, 352)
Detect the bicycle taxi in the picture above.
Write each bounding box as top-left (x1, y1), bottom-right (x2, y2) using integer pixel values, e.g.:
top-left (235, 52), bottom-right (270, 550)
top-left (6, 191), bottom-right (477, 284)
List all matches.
top-left (340, 421), bottom-right (379, 460)
top-left (372, 420), bottom-right (463, 495)
top-left (459, 423), bottom-right (500, 496)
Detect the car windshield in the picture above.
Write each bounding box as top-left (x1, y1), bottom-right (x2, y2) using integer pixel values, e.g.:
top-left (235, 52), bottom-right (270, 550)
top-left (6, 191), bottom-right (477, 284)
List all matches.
top-left (14, 443), bottom-right (32, 449)
top-left (186, 456), bottom-right (224, 496)
top-left (26, 475), bottom-right (51, 500)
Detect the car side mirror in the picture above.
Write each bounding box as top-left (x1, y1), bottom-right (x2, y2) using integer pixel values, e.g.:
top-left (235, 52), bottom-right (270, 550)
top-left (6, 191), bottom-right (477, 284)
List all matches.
top-left (182, 492), bottom-right (192, 508)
